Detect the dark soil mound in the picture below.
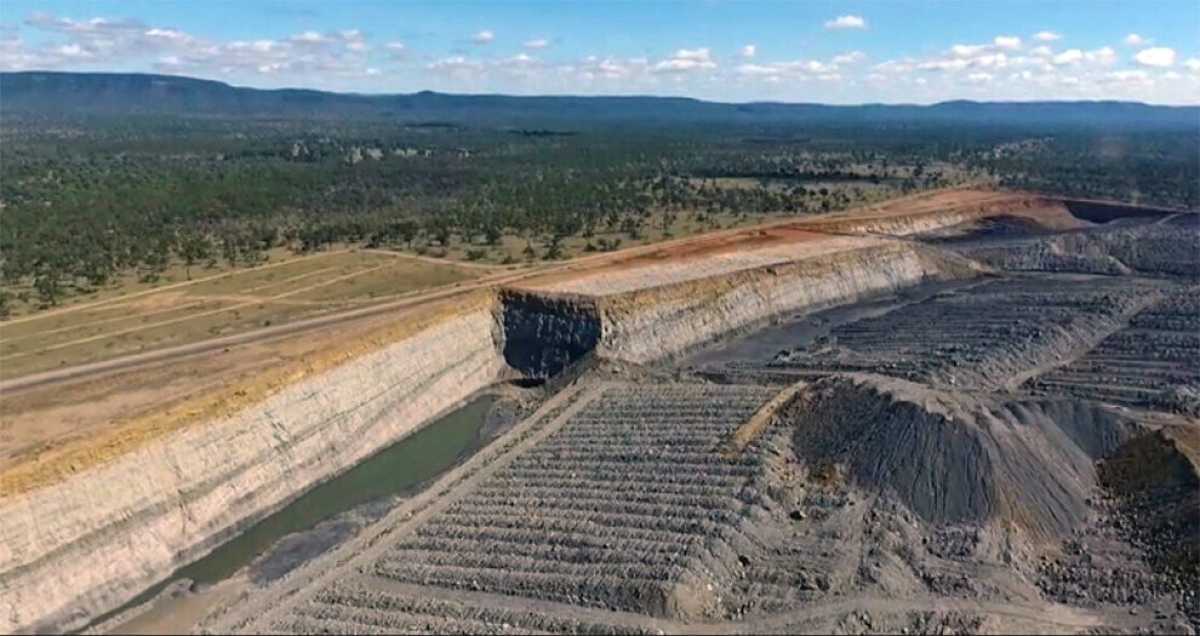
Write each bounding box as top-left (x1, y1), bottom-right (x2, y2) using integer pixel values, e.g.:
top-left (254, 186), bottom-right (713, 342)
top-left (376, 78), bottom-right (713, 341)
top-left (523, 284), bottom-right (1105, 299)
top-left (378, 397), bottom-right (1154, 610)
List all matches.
top-left (783, 374), bottom-right (1141, 540)
top-left (1100, 425), bottom-right (1200, 579)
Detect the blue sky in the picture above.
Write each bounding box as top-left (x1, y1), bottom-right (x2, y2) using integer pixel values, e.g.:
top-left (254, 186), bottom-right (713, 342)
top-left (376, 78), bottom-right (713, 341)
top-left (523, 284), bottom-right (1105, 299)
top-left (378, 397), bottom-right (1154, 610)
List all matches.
top-left (2, 1), bottom-right (1198, 104)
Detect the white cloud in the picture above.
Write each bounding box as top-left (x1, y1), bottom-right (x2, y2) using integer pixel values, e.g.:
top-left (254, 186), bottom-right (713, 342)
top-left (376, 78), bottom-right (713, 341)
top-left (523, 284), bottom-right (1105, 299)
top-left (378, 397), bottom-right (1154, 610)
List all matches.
top-left (146, 28), bottom-right (196, 45)
top-left (966, 72), bottom-right (993, 83)
top-left (1105, 69), bottom-right (1152, 85)
top-left (1185, 58), bottom-right (1200, 73)
top-left (576, 55), bottom-right (649, 81)
top-left (741, 44), bottom-right (756, 59)
top-left (1123, 33), bottom-right (1146, 46)
top-left (26, 13), bottom-right (145, 36)
top-left (494, 53), bottom-right (543, 79)
top-left (1134, 47), bottom-right (1176, 67)
top-left (674, 47), bottom-right (712, 62)
top-left (384, 41), bottom-right (406, 58)
top-left (1084, 46), bottom-right (1116, 66)
top-left (950, 44), bottom-right (987, 58)
top-left (738, 55), bottom-right (853, 80)
top-left (428, 55), bottom-right (483, 73)
top-left (973, 52), bottom-right (1008, 68)
top-left (824, 15), bottom-right (866, 30)
top-left (736, 63), bottom-right (778, 77)
top-left (139, 23), bottom-right (374, 77)
top-left (472, 29), bottom-right (494, 44)
top-left (832, 50), bottom-right (866, 65)
top-left (1052, 49), bottom-right (1083, 65)
top-left (1030, 45), bottom-right (1053, 57)
top-left (993, 35), bottom-right (1021, 50)
top-left (591, 58), bottom-right (631, 79)
top-left (1033, 31), bottom-right (1061, 42)
top-left (56, 43), bottom-right (93, 58)
top-left (523, 38), bottom-right (549, 49)
top-left (920, 58), bottom-right (970, 72)
top-left (653, 47), bottom-right (716, 74)
top-left (873, 58), bottom-right (916, 74)
top-left (290, 30), bottom-right (330, 45)
top-left (790, 60), bottom-right (833, 73)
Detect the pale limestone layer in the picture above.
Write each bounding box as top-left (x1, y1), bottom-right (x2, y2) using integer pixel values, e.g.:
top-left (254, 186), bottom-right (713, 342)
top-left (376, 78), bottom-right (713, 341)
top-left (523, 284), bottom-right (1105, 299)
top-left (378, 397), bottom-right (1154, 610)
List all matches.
top-left (596, 243), bottom-right (958, 364)
top-left (0, 308), bottom-right (505, 633)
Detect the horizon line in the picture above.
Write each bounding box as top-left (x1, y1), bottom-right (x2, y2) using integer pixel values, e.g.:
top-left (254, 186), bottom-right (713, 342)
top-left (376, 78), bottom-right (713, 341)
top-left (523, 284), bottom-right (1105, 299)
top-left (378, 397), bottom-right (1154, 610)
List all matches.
top-left (5, 69), bottom-right (1200, 109)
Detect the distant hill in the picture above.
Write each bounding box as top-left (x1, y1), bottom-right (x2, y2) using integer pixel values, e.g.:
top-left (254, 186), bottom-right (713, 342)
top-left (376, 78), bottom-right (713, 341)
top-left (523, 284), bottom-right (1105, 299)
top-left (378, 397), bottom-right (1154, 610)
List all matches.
top-left (2, 71), bottom-right (1197, 128)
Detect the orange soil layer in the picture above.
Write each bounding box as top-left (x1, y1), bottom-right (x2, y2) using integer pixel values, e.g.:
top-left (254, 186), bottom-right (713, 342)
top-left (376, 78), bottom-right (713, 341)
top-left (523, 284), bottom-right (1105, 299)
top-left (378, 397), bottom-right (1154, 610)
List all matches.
top-left (513, 188), bottom-right (1044, 295)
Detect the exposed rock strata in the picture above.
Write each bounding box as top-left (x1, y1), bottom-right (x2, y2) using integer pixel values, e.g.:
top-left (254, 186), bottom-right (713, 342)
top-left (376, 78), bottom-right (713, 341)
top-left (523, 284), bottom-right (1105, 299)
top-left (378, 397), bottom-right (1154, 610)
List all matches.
top-left (593, 243), bottom-right (975, 365)
top-left (500, 290), bottom-right (600, 378)
top-left (0, 308), bottom-right (505, 633)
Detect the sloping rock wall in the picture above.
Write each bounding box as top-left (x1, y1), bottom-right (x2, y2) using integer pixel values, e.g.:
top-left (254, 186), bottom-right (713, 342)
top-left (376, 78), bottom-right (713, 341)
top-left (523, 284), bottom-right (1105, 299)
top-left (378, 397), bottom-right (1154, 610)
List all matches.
top-left (0, 307), bottom-right (506, 633)
top-left (594, 243), bottom-right (972, 365)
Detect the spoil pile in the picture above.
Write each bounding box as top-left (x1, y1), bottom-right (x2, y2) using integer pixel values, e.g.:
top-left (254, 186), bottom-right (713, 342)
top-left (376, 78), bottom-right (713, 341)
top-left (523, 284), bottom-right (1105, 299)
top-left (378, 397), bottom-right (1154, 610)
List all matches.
top-left (960, 213), bottom-right (1200, 278)
top-left (780, 374), bottom-right (1138, 538)
top-left (1032, 288), bottom-right (1200, 413)
top-left (758, 275), bottom-right (1168, 389)
top-left (257, 383), bottom-right (781, 635)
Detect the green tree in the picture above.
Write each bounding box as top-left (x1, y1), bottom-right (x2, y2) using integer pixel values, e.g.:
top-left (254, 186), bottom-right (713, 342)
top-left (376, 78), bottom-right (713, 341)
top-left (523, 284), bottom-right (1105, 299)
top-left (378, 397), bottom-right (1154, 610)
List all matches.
top-left (177, 231), bottom-right (212, 280)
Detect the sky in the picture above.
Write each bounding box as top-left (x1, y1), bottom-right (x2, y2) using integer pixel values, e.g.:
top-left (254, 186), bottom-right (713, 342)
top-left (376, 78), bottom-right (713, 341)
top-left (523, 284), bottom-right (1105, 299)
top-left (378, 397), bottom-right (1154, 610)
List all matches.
top-left (2, 1), bottom-right (1199, 104)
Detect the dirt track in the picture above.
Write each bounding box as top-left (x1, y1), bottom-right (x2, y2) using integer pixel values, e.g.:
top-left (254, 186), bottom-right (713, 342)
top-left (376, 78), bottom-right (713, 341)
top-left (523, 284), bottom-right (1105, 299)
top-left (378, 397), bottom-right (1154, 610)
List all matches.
top-left (0, 266), bottom-right (531, 395)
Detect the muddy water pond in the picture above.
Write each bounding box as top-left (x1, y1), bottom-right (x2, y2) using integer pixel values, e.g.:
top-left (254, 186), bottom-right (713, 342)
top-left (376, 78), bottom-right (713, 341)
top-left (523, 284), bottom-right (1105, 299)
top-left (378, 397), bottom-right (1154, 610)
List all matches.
top-left (94, 393), bottom-right (503, 633)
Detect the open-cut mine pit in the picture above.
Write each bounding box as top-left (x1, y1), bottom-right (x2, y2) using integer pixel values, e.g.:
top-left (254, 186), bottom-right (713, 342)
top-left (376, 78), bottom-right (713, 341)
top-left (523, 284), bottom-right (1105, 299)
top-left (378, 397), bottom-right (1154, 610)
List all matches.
top-left (2, 190), bottom-right (1197, 635)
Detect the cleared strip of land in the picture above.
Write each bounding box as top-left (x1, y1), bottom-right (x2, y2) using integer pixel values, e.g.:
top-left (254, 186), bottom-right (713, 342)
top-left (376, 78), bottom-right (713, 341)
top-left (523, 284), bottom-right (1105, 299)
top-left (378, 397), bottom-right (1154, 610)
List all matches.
top-left (0, 251), bottom-right (484, 381)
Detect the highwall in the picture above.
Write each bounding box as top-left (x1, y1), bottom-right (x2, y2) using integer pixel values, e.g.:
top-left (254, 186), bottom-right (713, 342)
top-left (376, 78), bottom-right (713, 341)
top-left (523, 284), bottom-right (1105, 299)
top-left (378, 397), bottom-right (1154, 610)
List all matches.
top-left (0, 304), bottom-right (506, 633)
top-left (805, 195), bottom-right (1074, 236)
top-left (596, 243), bottom-right (972, 364)
top-left (500, 242), bottom-right (976, 373)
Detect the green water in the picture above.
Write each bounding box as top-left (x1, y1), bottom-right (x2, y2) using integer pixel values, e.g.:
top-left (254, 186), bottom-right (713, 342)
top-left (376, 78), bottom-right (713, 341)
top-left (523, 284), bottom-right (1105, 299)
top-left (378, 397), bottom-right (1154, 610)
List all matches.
top-left (90, 394), bottom-right (496, 628)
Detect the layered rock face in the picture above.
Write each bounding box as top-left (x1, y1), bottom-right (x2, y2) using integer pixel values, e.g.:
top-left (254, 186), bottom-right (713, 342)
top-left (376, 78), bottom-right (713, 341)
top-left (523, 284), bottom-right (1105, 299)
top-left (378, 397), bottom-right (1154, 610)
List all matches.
top-left (594, 242), bottom-right (971, 365)
top-left (500, 290), bottom-right (600, 378)
top-left (0, 307), bottom-right (506, 633)
top-left (504, 238), bottom-right (976, 370)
